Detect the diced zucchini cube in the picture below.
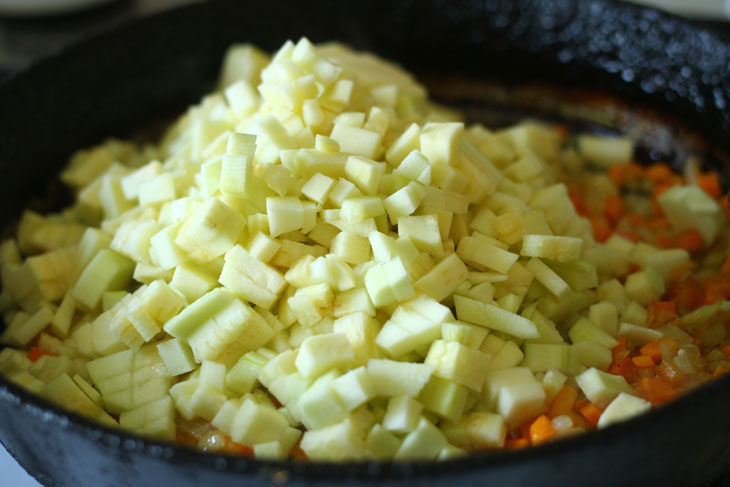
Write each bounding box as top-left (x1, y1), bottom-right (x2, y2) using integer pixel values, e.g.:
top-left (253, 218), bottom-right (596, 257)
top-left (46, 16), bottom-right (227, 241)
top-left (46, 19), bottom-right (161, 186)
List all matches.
top-left (575, 367), bottom-right (632, 408)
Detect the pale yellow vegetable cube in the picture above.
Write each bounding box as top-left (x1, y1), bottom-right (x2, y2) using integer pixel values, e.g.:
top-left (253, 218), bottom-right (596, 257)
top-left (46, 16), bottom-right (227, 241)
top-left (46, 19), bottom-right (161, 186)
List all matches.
top-left (344, 156), bottom-right (386, 195)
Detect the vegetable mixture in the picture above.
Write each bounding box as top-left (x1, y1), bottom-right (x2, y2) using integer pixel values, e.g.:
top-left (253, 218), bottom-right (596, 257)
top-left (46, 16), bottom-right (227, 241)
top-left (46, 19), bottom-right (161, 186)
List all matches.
top-left (0, 39), bottom-right (729, 461)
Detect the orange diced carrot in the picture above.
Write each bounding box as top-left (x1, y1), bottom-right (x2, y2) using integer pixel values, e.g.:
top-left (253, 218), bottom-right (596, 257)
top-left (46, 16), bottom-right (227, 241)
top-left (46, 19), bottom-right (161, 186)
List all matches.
top-left (652, 182), bottom-right (674, 199)
top-left (518, 420), bottom-right (531, 441)
top-left (579, 403), bottom-right (603, 427)
top-left (608, 165), bottom-right (625, 185)
top-left (697, 172), bottom-right (722, 198)
top-left (636, 377), bottom-right (676, 405)
top-left (612, 337), bottom-right (630, 363)
top-left (609, 164), bottom-right (643, 186)
top-left (552, 124), bottom-right (569, 138)
top-left (603, 195), bottom-right (626, 226)
top-left (646, 217), bottom-right (670, 231)
top-left (222, 437), bottom-right (254, 456)
top-left (632, 355), bottom-right (656, 368)
top-left (505, 438), bottom-right (530, 449)
top-left (721, 193), bottom-right (730, 221)
top-left (647, 301), bottom-right (678, 328)
top-left (676, 229), bottom-right (705, 253)
top-left (713, 365), bottom-right (730, 379)
top-left (667, 276), bottom-right (705, 314)
top-left (646, 163), bottom-right (675, 183)
top-left (721, 346), bottom-right (730, 359)
top-left (27, 346), bottom-right (52, 362)
top-left (651, 201), bottom-right (665, 217)
top-left (572, 399), bottom-right (589, 411)
top-left (702, 274), bottom-right (730, 303)
top-left (569, 189), bottom-right (588, 217)
top-left (625, 213), bottom-right (646, 227)
top-left (654, 233), bottom-right (675, 249)
top-left (290, 444), bottom-right (309, 461)
top-left (176, 430), bottom-right (199, 447)
top-left (609, 357), bottom-right (640, 384)
top-left (723, 256), bottom-right (730, 274)
top-left (529, 415), bottom-right (556, 446)
top-left (547, 385), bottom-right (578, 418)
top-left (615, 230), bottom-right (640, 242)
top-left (590, 217), bottom-right (613, 243)
top-left (613, 337), bottom-right (627, 354)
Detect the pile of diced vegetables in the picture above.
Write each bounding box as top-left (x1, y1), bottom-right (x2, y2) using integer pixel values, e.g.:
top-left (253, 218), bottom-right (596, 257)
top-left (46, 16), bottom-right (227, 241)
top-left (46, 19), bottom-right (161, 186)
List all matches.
top-left (1, 38), bottom-right (729, 461)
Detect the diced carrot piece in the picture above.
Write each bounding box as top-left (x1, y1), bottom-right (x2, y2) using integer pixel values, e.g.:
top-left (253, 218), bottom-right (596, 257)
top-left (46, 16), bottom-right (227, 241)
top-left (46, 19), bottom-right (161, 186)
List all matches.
top-left (615, 230), bottom-right (640, 242)
top-left (721, 193), bottom-right (730, 221)
top-left (27, 346), bottom-right (53, 362)
top-left (609, 357), bottom-right (640, 384)
top-left (670, 262), bottom-right (696, 281)
top-left (722, 256), bottom-right (730, 274)
top-left (632, 355), bottom-right (655, 368)
top-left (713, 365), bottom-right (730, 379)
top-left (646, 217), bottom-right (670, 231)
top-left (676, 229), bottom-right (704, 253)
top-left (652, 182), bottom-right (675, 199)
top-left (651, 201), bottom-right (665, 217)
top-left (519, 421), bottom-right (532, 441)
top-left (547, 385), bottom-right (578, 418)
top-left (667, 276), bottom-right (705, 314)
top-left (627, 163), bottom-right (645, 179)
top-left (706, 292), bottom-right (727, 305)
top-left (608, 164), bottom-right (643, 186)
top-left (697, 172), bottom-right (722, 198)
top-left (609, 165), bottom-right (626, 185)
top-left (579, 403), bottom-right (603, 426)
top-left (702, 274), bottom-right (730, 303)
top-left (613, 348), bottom-right (631, 363)
top-left (572, 399), bottom-right (589, 411)
top-left (639, 341), bottom-right (662, 363)
top-left (647, 301), bottom-right (678, 328)
top-left (176, 430), bottom-right (199, 447)
top-left (603, 195), bottom-right (626, 226)
top-left (222, 437), bottom-right (254, 456)
top-left (505, 438), bottom-right (530, 449)
top-left (637, 377), bottom-right (676, 405)
top-left (290, 444), bottom-right (309, 461)
top-left (612, 338), bottom-right (630, 363)
top-left (529, 415), bottom-right (556, 445)
top-left (590, 217), bottom-right (613, 243)
top-left (613, 337), bottom-right (627, 354)
top-left (569, 189), bottom-right (588, 217)
top-left (653, 233), bottom-right (675, 249)
top-left (646, 163), bottom-right (675, 183)
top-left (625, 213), bottom-right (646, 227)
top-left (720, 346), bottom-right (730, 358)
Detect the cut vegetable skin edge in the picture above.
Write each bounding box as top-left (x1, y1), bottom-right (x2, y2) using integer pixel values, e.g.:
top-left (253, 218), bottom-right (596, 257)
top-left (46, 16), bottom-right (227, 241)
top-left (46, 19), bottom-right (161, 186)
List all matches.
top-left (0, 36), bottom-right (727, 462)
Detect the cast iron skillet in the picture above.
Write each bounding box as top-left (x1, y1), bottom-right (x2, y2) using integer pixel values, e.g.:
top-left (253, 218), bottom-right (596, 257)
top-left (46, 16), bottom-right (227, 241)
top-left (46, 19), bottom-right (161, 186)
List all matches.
top-left (1, 0), bottom-right (730, 485)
